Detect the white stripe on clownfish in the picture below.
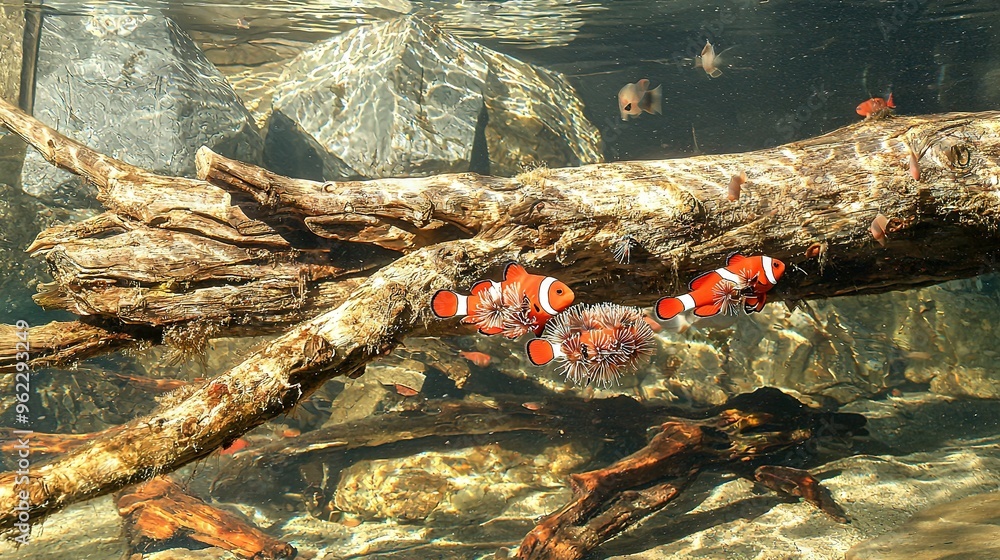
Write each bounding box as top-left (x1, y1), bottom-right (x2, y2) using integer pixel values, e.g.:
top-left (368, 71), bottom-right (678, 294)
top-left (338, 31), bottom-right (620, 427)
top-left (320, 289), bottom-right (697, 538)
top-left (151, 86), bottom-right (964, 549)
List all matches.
top-left (677, 293), bottom-right (697, 311)
top-left (762, 256), bottom-right (777, 285)
top-left (538, 276), bottom-right (560, 316)
top-left (715, 267), bottom-right (743, 286)
top-left (455, 293), bottom-right (469, 316)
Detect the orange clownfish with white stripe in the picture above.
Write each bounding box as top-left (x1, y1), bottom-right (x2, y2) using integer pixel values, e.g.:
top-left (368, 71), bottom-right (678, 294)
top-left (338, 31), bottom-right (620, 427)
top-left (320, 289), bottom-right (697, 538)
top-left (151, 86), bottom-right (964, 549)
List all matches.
top-left (431, 263), bottom-right (575, 338)
top-left (655, 254), bottom-right (785, 320)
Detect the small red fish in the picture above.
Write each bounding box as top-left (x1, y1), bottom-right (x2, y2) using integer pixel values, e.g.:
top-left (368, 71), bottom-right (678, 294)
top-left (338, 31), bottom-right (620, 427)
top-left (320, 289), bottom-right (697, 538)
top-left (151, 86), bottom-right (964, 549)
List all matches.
top-left (856, 93), bottom-right (895, 119)
top-left (521, 402), bottom-right (544, 411)
top-left (219, 438), bottom-right (249, 456)
top-left (431, 263), bottom-right (574, 338)
top-left (393, 383), bottom-right (419, 397)
top-left (655, 254), bottom-right (786, 320)
top-left (459, 351), bottom-right (493, 367)
top-left (641, 313), bottom-right (662, 333)
top-left (728, 170), bottom-right (747, 201)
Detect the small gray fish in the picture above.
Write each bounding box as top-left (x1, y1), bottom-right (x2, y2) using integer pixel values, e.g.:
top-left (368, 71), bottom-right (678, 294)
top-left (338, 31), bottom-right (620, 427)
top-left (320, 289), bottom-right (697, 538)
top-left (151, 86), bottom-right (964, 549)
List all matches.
top-left (618, 79), bottom-right (663, 121)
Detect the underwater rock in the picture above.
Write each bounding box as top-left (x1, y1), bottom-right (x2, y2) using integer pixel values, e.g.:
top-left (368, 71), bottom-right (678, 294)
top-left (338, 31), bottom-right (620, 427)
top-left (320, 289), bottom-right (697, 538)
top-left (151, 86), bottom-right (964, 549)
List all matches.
top-left (178, 2), bottom-right (415, 129)
top-left (596, 393), bottom-right (1000, 559)
top-left (478, 47), bottom-right (603, 175)
top-left (0, 4), bottom-right (25, 189)
top-left (322, 376), bottom-right (395, 427)
top-left (846, 491), bottom-right (1000, 560)
top-left (265, 15), bottom-right (601, 181)
top-left (217, 61), bottom-right (289, 131)
top-left (21, 6), bottom-right (262, 208)
top-left (333, 442), bottom-right (589, 524)
top-left (0, 496), bottom-right (124, 559)
top-left (0, 184), bottom-right (48, 324)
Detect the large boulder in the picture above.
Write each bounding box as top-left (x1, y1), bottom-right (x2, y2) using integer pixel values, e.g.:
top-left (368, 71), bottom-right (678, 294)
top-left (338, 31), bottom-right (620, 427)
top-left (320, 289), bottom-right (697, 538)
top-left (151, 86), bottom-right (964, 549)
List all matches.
top-left (21, 6), bottom-right (262, 208)
top-left (265, 15), bottom-right (602, 181)
top-left (0, 3), bottom-right (26, 189)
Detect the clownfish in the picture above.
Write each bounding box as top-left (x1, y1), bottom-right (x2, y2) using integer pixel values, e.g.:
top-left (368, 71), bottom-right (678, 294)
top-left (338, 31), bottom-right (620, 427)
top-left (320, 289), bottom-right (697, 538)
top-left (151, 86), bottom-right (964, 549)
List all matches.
top-left (655, 254), bottom-right (786, 320)
top-left (431, 263), bottom-right (574, 338)
top-left (856, 93), bottom-right (895, 119)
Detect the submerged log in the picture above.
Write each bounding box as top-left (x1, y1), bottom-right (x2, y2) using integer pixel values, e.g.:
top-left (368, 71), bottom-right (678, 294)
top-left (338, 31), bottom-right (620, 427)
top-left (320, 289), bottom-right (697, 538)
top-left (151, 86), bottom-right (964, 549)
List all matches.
top-left (514, 388), bottom-right (865, 559)
top-left (0, 321), bottom-right (141, 373)
top-left (116, 476), bottom-right (295, 559)
top-left (0, 97), bottom-right (996, 529)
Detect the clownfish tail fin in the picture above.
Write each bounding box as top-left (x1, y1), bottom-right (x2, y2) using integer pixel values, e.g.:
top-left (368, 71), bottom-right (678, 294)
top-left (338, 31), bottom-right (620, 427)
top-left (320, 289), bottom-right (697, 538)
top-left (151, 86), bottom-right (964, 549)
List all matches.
top-left (655, 297), bottom-right (684, 320)
top-left (431, 290), bottom-right (464, 318)
top-left (526, 339), bottom-right (556, 366)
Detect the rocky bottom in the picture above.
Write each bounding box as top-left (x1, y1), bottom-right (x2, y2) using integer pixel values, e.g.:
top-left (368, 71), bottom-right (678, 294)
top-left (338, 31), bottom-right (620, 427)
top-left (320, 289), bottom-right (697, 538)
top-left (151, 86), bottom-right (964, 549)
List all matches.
top-left (3, 391), bottom-right (1000, 560)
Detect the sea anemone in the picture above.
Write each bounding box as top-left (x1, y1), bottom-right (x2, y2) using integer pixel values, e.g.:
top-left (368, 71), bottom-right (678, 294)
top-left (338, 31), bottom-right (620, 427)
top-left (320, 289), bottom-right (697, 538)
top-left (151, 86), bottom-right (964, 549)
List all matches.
top-left (467, 281), bottom-right (508, 332)
top-left (467, 281), bottom-right (539, 339)
top-left (710, 279), bottom-right (745, 316)
top-left (536, 303), bottom-right (655, 387)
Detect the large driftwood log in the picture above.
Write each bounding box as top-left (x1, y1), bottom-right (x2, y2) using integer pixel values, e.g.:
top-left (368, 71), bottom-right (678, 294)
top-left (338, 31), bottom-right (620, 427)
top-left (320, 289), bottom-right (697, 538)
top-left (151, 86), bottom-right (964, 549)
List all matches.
top-left (0, 95), bottom-right (999, 532)
top-left (3, 95), bottom-right (1000, 371)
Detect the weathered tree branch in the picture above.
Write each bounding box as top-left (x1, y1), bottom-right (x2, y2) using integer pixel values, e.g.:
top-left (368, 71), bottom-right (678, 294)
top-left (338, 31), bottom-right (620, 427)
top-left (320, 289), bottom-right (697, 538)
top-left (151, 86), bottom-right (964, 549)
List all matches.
top-left (0, 321), bottom-right (142, 373)
top-left (0, 235), bottom-right (516, 531)
top-left (116, 476), bottom-right (296, 559)
top-left (514, 388), bottom-right (866, 559)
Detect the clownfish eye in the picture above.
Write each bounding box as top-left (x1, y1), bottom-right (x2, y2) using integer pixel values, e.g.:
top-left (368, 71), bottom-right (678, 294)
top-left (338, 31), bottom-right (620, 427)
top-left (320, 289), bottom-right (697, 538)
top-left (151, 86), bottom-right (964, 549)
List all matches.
top-left (556, 289), bottom-right (564, 295)
top-left (623, 103), bottom-right (632, 111)
top-left (773, 262), bottom-right (780, 268)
